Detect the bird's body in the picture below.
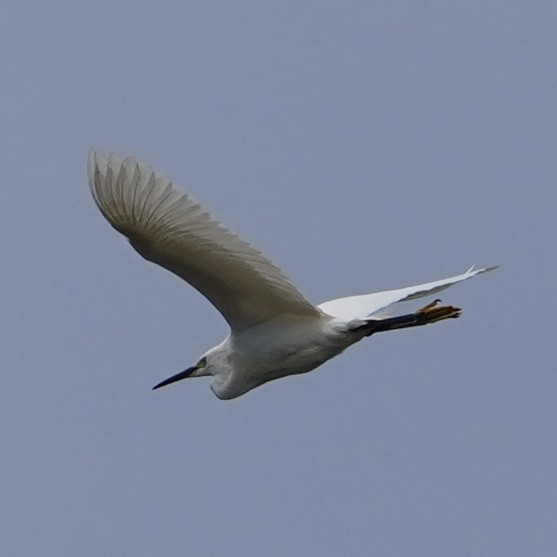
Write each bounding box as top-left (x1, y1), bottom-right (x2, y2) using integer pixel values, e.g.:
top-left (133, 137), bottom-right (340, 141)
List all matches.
top-left (89, 152), bottom-right (496, 399)
top-left (203, 316), bottom-right (348, 399)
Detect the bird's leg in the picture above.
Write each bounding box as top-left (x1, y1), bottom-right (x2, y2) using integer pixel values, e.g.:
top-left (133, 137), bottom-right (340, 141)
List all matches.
top-left (415, 298), bottom-right (461, 323)
top-left (354, 299), bottom-right (462, 336)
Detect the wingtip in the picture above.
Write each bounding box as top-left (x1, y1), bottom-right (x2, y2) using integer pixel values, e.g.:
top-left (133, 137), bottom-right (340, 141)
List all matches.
top-left (477, 265), bottom-right (499, 275)
top-left (88, 150), bottom-right (113, 183)
top-left (466, 264), bottom-right (499, 276)
top-left (87, 149), bottom-right (98, 181)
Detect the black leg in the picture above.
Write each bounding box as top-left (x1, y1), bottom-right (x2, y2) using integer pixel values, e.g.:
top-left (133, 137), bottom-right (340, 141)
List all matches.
top-left (353, 300), bottom-right (461, 337)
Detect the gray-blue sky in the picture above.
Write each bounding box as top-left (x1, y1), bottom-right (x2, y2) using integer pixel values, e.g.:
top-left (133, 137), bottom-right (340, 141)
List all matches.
top-left (1, 2), bottom-right (555, 555)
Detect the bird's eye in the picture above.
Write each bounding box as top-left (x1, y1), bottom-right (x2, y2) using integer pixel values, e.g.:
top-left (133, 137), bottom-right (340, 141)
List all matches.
top-left (198, 357), bottom-right (207, 368)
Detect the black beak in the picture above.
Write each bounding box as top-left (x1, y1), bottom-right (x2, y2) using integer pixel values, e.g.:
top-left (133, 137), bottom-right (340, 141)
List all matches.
top-left (152, 366), bottom-right (197, 390)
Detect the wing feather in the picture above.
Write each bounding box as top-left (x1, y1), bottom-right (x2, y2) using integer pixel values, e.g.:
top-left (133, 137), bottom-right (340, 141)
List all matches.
top-left (89, 152), bottom-right (319, 330)
top-left (318, 266), bottom-right (497, 321)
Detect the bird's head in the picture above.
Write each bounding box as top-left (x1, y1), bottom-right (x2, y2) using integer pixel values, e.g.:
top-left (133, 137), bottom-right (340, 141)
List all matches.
top-left (152, 343), bottom-right (232, 395)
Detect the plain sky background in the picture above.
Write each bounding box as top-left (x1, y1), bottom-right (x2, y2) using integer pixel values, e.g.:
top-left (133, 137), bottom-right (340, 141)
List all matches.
top-left (1, 2), bottom-right (555, 555)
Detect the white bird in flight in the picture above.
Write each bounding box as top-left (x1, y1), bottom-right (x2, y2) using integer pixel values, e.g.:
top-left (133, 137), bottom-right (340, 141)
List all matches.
top-left (89, 152), bottom-right (496, 400)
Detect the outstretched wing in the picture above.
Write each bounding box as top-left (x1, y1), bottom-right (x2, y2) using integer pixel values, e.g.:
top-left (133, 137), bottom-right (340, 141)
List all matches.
top-left (88, 152), bottom-right (320, 331)
top-left (317, 266), bottom-right (497, 321)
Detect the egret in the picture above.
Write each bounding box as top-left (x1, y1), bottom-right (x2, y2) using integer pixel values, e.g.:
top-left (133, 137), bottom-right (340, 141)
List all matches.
top-left (89, 152), bottom-right (496, 400)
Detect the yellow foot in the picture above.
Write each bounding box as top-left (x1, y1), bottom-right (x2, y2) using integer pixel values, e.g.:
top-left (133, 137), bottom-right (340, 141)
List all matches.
top-left (416, 299), bottom-right (461, 324)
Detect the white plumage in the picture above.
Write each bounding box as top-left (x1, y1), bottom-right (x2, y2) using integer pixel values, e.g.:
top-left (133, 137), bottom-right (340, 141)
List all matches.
top-left (89, 152), bottom-right (496, 399)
